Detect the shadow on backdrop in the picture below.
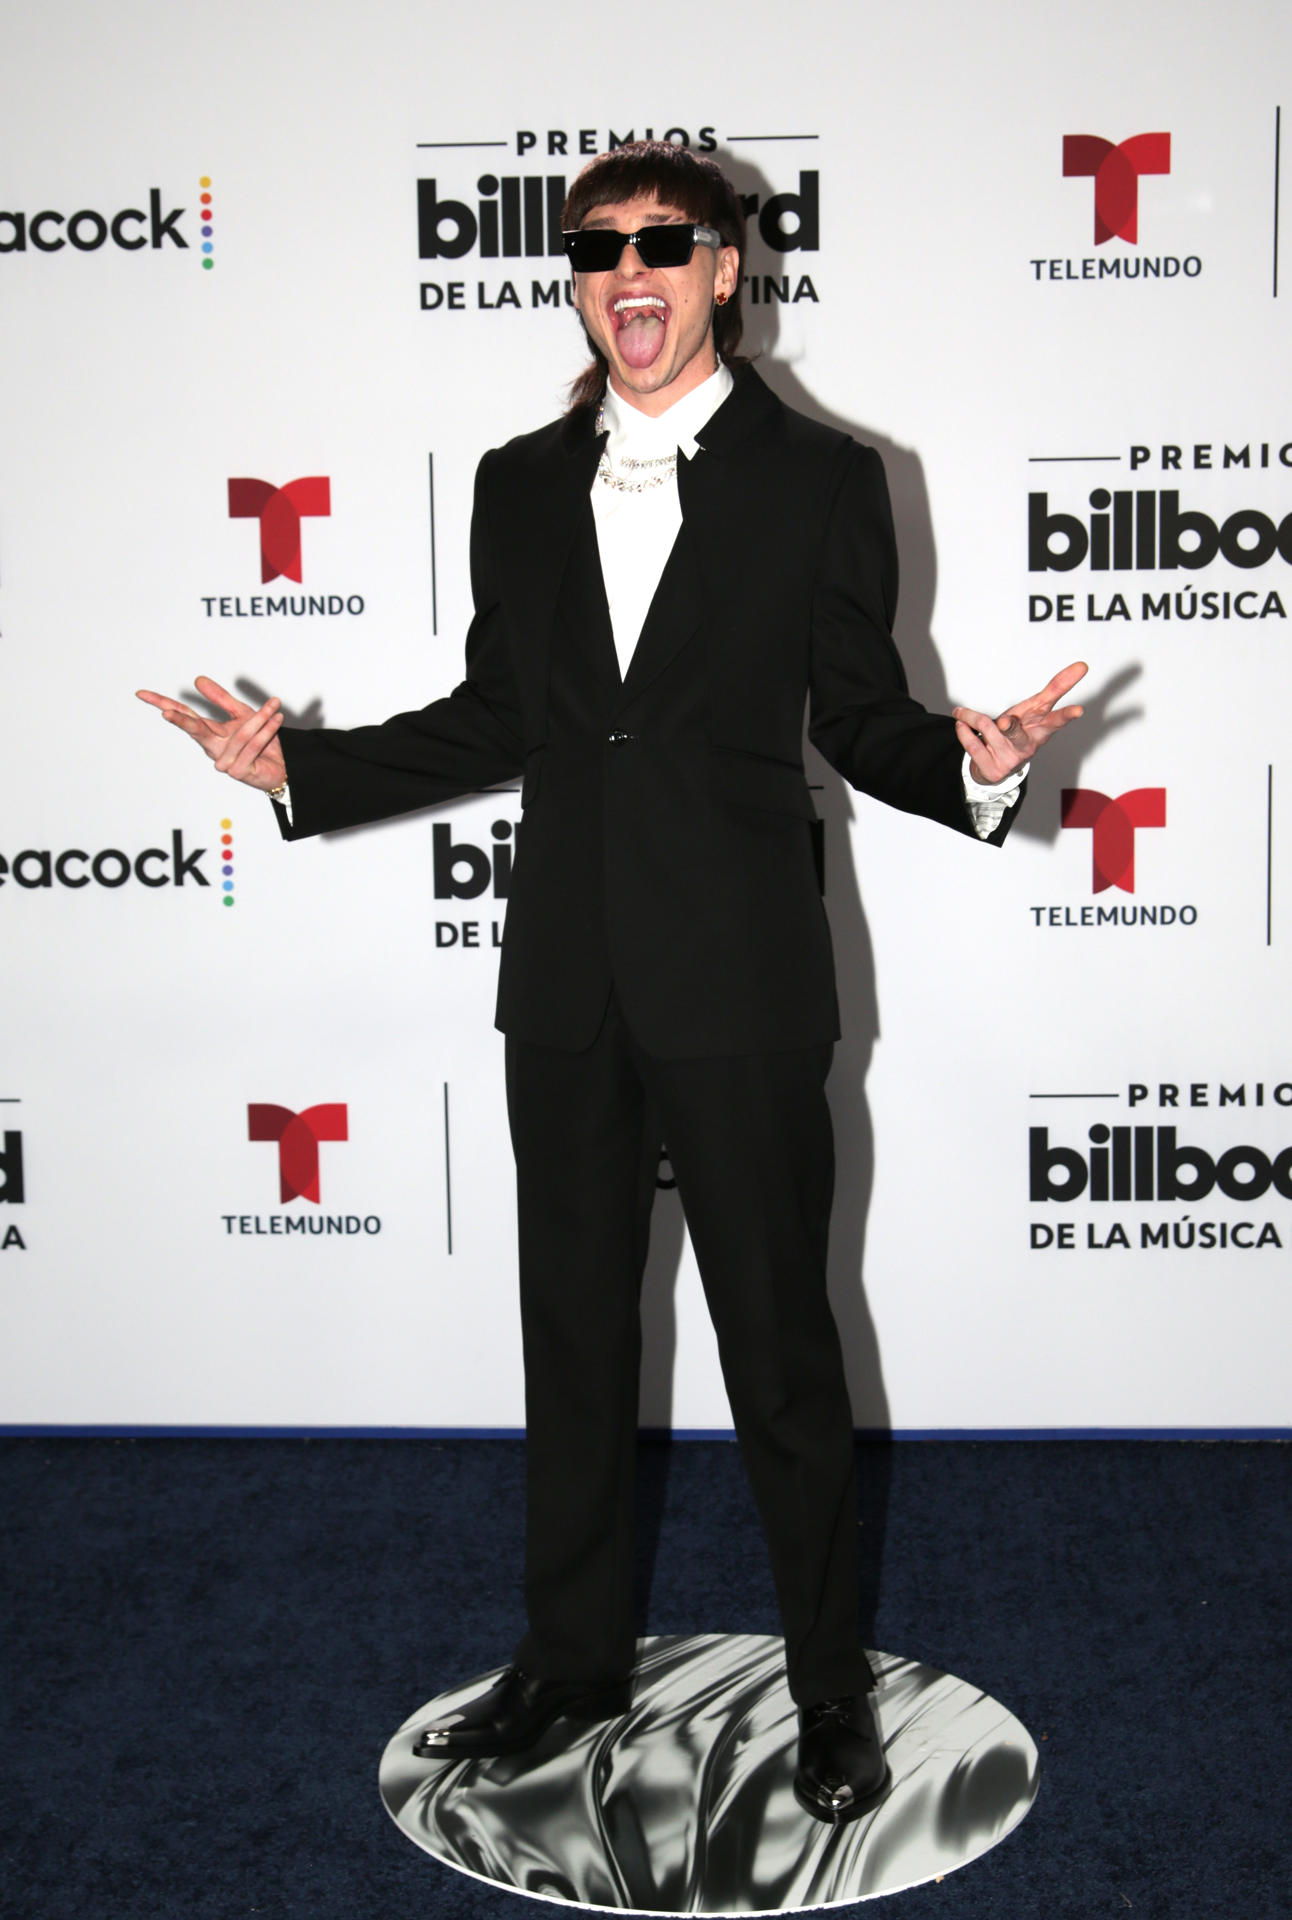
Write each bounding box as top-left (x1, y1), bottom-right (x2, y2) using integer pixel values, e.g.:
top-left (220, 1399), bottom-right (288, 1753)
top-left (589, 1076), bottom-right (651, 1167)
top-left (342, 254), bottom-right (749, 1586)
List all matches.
top-left (183, 681), bottom-right (327, 731)
top-left (637, 152), bottom-right (902, 1651)
top-left (643, 146), bottom-right (1138, 1646)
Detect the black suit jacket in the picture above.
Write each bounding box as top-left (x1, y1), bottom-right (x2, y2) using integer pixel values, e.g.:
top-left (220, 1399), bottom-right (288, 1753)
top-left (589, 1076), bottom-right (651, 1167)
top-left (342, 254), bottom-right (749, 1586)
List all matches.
top-left (278, 367), bottom-right (1019, 1056)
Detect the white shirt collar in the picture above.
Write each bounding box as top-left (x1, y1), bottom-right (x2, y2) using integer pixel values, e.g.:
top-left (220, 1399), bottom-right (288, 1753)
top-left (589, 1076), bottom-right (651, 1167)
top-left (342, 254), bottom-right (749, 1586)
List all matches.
top-left (600, 362), bottom-right (734, 463)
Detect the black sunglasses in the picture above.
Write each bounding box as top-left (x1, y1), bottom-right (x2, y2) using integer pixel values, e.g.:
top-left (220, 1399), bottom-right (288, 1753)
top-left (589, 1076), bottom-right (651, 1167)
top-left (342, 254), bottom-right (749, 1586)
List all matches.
top-left (561, 223), bottom-right (722, 273)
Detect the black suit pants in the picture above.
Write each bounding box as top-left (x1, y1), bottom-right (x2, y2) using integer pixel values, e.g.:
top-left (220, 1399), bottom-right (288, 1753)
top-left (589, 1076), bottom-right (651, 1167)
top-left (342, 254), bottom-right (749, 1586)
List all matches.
top-left (505, 994), bottom-right (870, 1705)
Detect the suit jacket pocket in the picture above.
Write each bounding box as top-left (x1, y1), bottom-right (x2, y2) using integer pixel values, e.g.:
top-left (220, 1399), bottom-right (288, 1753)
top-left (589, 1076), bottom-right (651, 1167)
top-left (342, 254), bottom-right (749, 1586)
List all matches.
top-left (707, 747), bottom-right (817, 820)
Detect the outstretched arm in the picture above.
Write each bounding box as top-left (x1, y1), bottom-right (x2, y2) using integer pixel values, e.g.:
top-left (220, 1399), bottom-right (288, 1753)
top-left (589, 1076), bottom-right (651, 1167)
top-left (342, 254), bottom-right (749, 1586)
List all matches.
top-left (135, 676), bottom-right (286, 790)
top-left (808, 446), bottom-right (1082, 836)
top-left (135, 452), bottom-right (526, 837)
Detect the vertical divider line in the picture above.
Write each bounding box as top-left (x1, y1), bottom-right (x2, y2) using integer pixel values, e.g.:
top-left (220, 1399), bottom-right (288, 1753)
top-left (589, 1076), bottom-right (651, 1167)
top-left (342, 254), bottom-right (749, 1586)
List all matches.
top-left (1275, 107), bottom-right (1282, 299)
top-left (1259, 764), bottom-right (1267, 944)
top-left (443, 1082), bottom-right (453, 1254)
top-left (428, 453), bottom-right (439, 635)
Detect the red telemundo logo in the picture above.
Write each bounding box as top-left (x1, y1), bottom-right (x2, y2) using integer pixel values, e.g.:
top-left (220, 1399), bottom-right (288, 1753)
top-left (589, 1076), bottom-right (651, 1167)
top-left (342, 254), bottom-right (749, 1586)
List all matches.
top-left (248, 1104), bottom-right (348, 1203)
top-left (1062, 133), bottom-right (1170, 244)
top-left (1061, 788), bottom-right (1166, 894)
top-left (227, 477), bottom-right (331, 583)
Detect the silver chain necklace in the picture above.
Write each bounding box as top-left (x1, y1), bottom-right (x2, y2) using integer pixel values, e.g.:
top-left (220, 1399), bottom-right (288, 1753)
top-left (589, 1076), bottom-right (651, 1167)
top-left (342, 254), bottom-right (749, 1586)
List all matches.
top-left (595, 400), bottom-right (678, 493)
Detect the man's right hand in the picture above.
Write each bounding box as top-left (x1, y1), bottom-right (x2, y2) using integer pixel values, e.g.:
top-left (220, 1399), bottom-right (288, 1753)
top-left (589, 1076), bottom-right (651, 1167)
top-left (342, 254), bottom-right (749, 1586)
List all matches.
top-left (135, 675), bottom-right (287, 792)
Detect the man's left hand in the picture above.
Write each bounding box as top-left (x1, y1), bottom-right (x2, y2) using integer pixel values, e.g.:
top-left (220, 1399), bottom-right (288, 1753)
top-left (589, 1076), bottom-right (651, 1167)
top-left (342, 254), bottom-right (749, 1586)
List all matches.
top-left (954, 660), bottom-right (1088, 785)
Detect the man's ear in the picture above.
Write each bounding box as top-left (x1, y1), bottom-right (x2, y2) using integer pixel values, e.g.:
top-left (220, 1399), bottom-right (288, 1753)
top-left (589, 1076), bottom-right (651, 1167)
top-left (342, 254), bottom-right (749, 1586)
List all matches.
top-left (716, 247), bottom-right (739, 303)
top-left (570, 274), bottom-right (582, 317)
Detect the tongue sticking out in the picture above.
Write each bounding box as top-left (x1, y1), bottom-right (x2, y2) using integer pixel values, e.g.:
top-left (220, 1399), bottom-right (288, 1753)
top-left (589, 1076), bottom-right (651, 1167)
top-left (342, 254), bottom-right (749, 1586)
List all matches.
top-left (616, 308), bottom-right (667, 370)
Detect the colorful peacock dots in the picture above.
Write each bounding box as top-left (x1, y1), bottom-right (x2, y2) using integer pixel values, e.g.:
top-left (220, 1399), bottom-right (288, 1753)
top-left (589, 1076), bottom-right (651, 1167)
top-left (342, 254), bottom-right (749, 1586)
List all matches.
top-left (200, 175), bottom-right (214, 269)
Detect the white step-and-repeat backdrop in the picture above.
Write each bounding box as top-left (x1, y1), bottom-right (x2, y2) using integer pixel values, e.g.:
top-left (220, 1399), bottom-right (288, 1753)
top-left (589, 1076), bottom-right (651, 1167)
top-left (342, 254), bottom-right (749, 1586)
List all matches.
top-left (2, 0), bottom-right (1289, 1433)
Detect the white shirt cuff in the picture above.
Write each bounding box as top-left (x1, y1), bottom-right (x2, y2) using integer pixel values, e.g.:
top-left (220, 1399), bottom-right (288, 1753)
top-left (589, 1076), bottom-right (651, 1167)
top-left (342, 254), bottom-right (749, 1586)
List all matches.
top-left (961, 752), bottom-right (1027, 839)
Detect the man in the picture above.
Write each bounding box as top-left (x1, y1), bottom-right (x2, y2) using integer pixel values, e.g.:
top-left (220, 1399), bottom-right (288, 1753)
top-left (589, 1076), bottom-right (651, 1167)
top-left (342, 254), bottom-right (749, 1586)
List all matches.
top-left (139, 142), bottom-right (1084, 1826)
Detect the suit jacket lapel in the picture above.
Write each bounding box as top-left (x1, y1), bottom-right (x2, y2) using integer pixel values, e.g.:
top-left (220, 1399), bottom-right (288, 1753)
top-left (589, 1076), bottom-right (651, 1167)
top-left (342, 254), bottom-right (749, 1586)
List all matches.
top-left (505, 370), bottom-right (781, 718)
top-left (491, 409), bottom-right (604, 730)
top-left (557, 502), bottom-right (621, 696)
top-left (615, 368), bottom-right (783, 709)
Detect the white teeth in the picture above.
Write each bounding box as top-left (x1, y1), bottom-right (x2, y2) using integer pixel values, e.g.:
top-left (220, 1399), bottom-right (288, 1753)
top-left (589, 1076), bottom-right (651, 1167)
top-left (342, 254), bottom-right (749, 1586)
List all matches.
top-left (613, 296), bottom-right (666, 315)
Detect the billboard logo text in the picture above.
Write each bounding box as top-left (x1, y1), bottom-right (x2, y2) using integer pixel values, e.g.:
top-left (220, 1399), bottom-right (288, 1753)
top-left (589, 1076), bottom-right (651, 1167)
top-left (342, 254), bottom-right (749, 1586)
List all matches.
top-left (0, 1132), bottom-right (24, 1204)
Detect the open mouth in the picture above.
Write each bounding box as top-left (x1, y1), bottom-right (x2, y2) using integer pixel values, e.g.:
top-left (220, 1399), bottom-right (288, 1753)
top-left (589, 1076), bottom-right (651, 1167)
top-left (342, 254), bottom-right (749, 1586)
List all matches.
top-left (608, 293), bottom-right (670, 369)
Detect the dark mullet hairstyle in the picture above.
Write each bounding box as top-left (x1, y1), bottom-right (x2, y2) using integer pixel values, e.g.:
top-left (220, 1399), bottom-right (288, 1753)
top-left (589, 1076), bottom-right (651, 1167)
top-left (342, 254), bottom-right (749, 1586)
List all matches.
top-left (562, 141), bottom-right (748, 414)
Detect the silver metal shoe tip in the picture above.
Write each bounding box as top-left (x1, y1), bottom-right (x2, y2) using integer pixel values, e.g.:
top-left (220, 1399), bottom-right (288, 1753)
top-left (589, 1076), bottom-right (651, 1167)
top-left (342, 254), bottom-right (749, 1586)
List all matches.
top-left (827, 1785), bottom-right (854, 1809)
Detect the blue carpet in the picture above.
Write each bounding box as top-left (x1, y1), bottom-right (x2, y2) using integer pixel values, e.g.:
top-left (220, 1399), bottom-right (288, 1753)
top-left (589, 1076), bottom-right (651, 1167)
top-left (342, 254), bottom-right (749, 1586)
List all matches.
top-left (2, 1437), bottom-right (1288, 1918)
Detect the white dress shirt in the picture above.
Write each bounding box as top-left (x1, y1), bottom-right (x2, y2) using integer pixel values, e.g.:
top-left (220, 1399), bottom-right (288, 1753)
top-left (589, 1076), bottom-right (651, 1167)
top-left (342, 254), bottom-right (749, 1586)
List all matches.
top-left (592, 363), bottom-right (734, 681)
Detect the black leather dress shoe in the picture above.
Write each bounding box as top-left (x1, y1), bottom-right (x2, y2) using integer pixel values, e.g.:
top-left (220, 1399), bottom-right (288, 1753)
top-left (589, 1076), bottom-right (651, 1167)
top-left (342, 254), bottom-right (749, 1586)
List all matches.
top-left (793, 1694), bottom-right (890, 1824)
top-left (412, 1666), bottom-right (631, 1759)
